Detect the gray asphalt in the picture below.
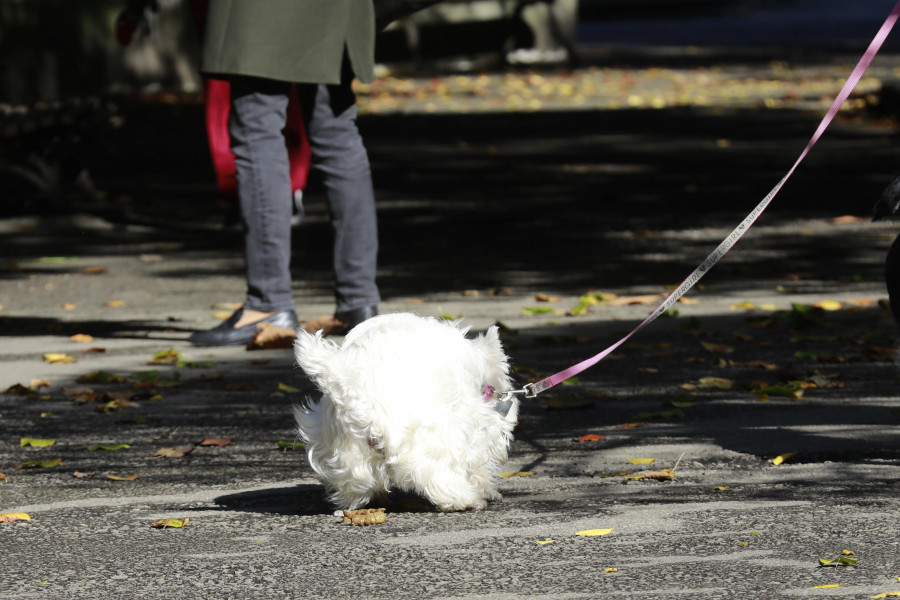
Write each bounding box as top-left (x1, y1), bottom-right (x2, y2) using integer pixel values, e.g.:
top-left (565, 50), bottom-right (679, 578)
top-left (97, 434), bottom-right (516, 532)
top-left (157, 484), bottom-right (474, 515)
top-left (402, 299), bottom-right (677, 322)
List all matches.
top-left (4, 14), bottom-right (900, 600)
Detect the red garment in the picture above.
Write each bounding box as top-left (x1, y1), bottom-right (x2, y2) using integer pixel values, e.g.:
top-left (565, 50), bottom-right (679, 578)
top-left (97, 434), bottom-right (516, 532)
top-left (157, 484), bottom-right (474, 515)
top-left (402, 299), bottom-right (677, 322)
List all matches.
top-left (193, 0), bottom-right (312, 201)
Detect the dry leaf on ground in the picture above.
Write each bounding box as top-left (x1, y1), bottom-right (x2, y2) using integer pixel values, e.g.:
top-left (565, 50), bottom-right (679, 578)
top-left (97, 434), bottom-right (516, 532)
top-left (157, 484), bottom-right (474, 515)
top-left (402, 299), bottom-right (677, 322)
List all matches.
top-left (0, 513), bottom-right (31, 523)
top-left (199, 438), bottom-right (232, 447)
top-left (43, 352), bottom-right (76, 364)
top-left (246, 322), bottom-right (297, 350)
top-left (302, 315), bottom-right (349, 336)
top-left (153, 446), bottom-right (194, 458)
top-left (152, 518), bottom-right (189, 529)
top-left (342, 508), bottom-right (386, 526)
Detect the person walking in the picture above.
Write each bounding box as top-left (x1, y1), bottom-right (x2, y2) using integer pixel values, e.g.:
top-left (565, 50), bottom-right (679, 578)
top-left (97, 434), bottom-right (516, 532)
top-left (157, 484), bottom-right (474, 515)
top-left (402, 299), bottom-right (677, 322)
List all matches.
top-left (189, 0), bottom-right (381, 346)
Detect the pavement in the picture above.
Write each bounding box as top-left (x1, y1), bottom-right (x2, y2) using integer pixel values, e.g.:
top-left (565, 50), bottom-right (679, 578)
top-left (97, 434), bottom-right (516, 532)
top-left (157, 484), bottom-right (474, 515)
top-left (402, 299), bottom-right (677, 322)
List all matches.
top-left (3, 15), bottom-right (900, 600)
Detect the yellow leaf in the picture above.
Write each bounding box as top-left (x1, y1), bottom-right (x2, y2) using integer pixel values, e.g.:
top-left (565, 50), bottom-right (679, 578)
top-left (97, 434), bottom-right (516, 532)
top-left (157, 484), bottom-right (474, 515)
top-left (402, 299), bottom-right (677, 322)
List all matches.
top-left (575, 528), bottom-right (613, 537)
top-left (43, 352), bottom-right (76, 364)
top-left (17, 458), bottom-right (62, 469)
top-left (814, 300), bottom-right (843, 311)
top-left (772, 452), bottom-right (797, 465)
top-left (713, 486), bottom-right (730, 492)
top-left (152, 518), bottom-right (189, 529)
top-left (625, 455), bottom-right (656, 465)
top-left (278, 382), bottom-right (301, 394)
top-left (104, 300), bottom-right (126, 307)
top-left (871, 592), bottom-right (900, 598)
top-left (0, 512), bottom-right (31, 523)
top-left (20, 438), bottom-right (56, 447)
top-left (535, 540), bottom-right (556, 545)
top-left (812, 584), bottom-right (846, 589)
top-left (105, 473), bottom-right (140, 481)
top-left (730, 301), bottom-right (755, 310)
top-left (604, 568), bottom-right (618, 573)
top-left (213, 311), bottom-right (233, 319)
top-left (70, 334), bottom-right (94, 343)
top-left (0, 472), bottom-right (7, 483)
top-left (499, 471), bottom-right (535, 478)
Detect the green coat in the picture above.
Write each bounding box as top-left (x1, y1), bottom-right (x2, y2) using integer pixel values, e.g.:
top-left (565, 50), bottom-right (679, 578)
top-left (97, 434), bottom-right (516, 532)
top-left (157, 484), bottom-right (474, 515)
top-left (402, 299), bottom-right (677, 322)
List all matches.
top-left (201, 0), bottom-right (376, 85)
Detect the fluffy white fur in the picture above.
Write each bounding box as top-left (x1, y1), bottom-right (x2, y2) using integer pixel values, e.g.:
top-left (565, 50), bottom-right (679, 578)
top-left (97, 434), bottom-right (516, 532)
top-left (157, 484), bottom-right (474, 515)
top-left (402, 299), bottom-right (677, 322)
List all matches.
top-left (293, 313), bottom-right (518, 512)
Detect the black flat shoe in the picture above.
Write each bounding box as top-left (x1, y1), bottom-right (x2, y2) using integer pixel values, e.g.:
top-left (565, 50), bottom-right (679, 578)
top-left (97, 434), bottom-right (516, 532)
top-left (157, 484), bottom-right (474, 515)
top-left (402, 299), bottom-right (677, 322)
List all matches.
top-left (189, 308), bottom-right (299, 347)
top-left (334, 305), bottom-right (378, 331)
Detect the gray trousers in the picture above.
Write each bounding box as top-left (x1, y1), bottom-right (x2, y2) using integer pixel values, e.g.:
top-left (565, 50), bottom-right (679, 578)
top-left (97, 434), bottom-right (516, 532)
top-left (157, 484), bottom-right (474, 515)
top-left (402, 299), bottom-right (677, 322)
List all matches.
top-left (228, 75), bottom-right (380, 314)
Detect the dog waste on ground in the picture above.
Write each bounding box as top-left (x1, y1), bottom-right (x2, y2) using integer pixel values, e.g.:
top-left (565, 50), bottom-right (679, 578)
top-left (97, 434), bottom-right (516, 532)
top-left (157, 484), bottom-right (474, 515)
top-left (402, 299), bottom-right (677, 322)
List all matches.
top-left (342, 508), bottom-right (386, 526)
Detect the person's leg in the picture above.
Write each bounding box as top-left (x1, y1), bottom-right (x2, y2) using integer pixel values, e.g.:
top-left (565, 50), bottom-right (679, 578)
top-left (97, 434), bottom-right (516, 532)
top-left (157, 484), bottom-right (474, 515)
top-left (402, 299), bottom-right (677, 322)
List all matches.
top-left (229, 76), bottom-right (296, 315)
top-left (300, 78), bottom-right (380, 322)
top-left (189, 76), bottom-right (298, 346)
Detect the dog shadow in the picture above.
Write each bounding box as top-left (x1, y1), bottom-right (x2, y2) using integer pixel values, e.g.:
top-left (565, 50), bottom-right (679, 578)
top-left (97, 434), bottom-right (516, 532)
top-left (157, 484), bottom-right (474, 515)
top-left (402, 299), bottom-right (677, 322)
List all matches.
top-left (213, 484), bottom-right (439, 516)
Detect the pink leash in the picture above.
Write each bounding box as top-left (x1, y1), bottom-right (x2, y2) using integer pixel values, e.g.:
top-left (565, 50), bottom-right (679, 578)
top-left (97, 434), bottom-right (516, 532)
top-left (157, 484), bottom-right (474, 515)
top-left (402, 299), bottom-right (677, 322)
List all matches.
top-left (502, 0), bottom-right (900, 401)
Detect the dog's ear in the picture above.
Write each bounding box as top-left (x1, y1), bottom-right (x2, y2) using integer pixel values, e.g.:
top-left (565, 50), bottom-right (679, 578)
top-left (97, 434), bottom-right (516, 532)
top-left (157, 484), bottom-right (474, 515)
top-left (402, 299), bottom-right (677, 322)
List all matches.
top-left (293, 329), bottom-right (344, 384)
top-left (474, 326), bottom-right (509, 368)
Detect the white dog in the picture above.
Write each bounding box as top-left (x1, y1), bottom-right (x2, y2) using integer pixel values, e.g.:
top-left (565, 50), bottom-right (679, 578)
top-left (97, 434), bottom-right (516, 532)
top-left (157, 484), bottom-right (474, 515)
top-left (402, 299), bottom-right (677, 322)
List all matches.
top-left (293, 313), bottom-right (518, 512)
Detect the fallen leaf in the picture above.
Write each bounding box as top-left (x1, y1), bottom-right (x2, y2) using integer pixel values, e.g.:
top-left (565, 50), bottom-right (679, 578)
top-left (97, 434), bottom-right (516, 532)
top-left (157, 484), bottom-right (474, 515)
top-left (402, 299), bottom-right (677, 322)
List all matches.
top-left (0, 513), bottom-right (31, 523)
top-left (213, 311), bottom-right (233, 319)
top-left (627, 468), bottom-right (675, 481)
top-left (70, 334), bottom-right (94, 343)
top-left (814, 300), bottom-right (843, 311)
top-left (89, 444), bottom-right (130, 451)
top-left (499, 471), bottom-right (535, 478)
top-left (61, 303), bottom-right (76, 311)
top-left (153, 446), bottom-right (194, 458)
top-left (831, 215), bottom-right (864, 224)
top-left (772, 452), bottom-right (797, 465)
top-left (625, 455), bottom-right (656, 465)
top-left (872, 592), bottom-right (900, 598)
top-left (43, 352), bottom-right (76, 364)
top-left (3, 383), bottom-right (32, 395)
top-left (104, 300), bottom-right (126, 307)
top-left (713, 486), bottom-right (730, 492)
top-left (20, 438), bottom-right (56, 447)
top-left (148, 348), bottom-right (182, 365)
top-left (604, 568), bottom-right (618, 573)
top-left (819, 556), bottom-right (858, 567)
top-left (278, 383), bottom-right (301, 394)
top-left (603, 294), bottom-right (662, 306)
top-left (535, 293), bottom-right (561, 302)
top-left (0, 472), bottom-right (7, 483)
top-left (105, 473), bottom-right (141, 481)
top-left (152, 518), bottom-right (189, 529)
top-left (83, 267), bottom-right (107, 275)
top-left (701, 341), bottom-right (734, 354)
top-left (522, 306), bottom-right (559, 315)
top-left (301, 315), bottom-right (347, 337)
top-left (696, 377), bottom-right (734, 390)
top-left (811, 584), bottom-right (846, 589)
top-left (615, 422), bottom-right (647, 429)
top-left (72, 471), bottom-right (94, 478)
top-left (247, 322), bottom-right (298, 349)
top-left (730, 301), bottom-right (756, 310)
top-left (199, 438), bottom-right (232, 447)
top-left (76, 371), bottom-right (126, 384)
top-left (17, 458), bottom-right (62, 469)
top-left (278, 440), bottom-right (306, 451)
top-left (40, 412), bottom-right (54, 418)
top-left (342, 508), bottom-right (386, 526)
top-left (575, 434), bottom-right (605, 442)
top-left (575, 528), bottom-right (613, 537)
top-left (535, 540), bottom-right (556, 545)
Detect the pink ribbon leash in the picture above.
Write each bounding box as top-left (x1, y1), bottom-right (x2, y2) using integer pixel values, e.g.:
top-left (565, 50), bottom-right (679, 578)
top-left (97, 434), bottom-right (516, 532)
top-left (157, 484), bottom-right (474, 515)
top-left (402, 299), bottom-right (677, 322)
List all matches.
top-left (511, 0), bottom-right (900, 400)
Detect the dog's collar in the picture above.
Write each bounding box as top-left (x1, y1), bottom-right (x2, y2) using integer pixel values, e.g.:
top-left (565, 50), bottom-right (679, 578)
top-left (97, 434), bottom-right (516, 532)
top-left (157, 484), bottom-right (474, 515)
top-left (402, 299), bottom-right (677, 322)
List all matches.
top-left (483, 385), bottom-right (514, 418)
